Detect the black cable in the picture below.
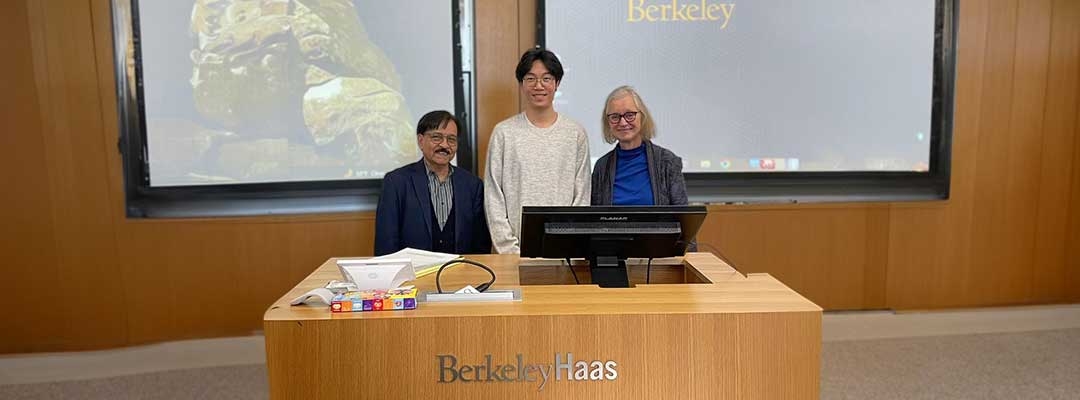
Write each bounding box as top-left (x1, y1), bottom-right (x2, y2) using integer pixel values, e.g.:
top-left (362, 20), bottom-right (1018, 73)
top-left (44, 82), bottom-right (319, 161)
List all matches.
top-left (565, 258), bottom-right (580, 284)
top-left (435, 258), bottom-right (496, 294)
top-left (646, 258), bottom-right (653, 284)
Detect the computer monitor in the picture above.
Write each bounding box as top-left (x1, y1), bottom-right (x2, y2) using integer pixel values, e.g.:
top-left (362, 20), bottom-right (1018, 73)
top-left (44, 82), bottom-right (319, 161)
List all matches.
top-left (520, 205), bottom-right (708, 288)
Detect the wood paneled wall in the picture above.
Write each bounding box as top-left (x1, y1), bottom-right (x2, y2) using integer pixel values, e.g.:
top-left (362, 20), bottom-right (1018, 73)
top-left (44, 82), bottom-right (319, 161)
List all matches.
top-left (885, 0), bottom-right (1080, 309)
top-left (1, 0), bottom-right (1078, 353)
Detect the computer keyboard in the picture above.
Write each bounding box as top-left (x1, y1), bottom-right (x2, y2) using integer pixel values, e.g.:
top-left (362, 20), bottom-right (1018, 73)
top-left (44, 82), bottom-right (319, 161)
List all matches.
top-left (544, 221), bottom-right (681, 234)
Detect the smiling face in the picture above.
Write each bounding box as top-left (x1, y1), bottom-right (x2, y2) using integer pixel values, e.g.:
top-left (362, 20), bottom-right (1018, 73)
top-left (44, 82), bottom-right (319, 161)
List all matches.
top-left (417, 120), bottom-right (458, 168)
top-left (519, 60), bottom-right (559, 110)
top-left (606, 95), bottom-right (643, 148)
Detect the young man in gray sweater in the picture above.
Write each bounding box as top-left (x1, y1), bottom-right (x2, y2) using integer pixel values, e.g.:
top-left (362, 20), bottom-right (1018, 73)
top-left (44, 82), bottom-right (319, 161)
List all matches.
top-left (484, 48), bottom-right (591, 254)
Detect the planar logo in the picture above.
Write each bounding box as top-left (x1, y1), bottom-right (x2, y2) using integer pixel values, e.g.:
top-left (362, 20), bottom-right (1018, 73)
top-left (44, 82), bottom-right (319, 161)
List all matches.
top-left (436, 353), bottom-right (618, 391)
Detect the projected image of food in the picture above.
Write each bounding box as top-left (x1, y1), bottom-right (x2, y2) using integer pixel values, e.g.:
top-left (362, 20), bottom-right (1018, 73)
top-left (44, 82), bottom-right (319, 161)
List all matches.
top-left (139, 0), bottom-right (454, 186)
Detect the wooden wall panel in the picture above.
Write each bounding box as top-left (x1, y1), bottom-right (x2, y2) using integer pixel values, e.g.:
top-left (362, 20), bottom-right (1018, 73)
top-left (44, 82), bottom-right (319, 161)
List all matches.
top-left (1070, 25), bottom-right (1080, 303)
top-left (518, 0), bottom-right (538, 52)
top-left (0, 0), bottom-right (64, 354)
top-left (24, 0), bottom-right (128, 350)
top-left (476, 0), bottom-right (523, 177)
top-left (4, 0), bottom-right (1080, 352)
top-left (1070, 105), bottom-right (1080, 302)
top-left (474, 0), bottom-right (537, 176)
top-left (1000, 0), bottom-right (1053, 302)
top-left (886, 206), bottom-right (947, 307)
top-left (696, 204), bottom-right (888, 310)
top-left (887, 0), bottom-right (1080, 309)
top-left (968, 0), bottom-right (1024, 304)
top-left (861, 207), bottom-right (890, 308)
top-left (1033, 0), bottom-right (1080, 302)
top-left (1051, 0), bottom-right (1080, 303)
top-left (116, 217), bottom-right (377, 345)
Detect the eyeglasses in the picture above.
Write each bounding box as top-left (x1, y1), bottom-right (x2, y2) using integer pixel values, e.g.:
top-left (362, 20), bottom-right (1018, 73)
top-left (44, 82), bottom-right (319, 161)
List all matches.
top-left (425, 132), bottom-right (458, 146)
top-left (523, 75), bottom-right (556, 86)
top-left (606, 111), bottom-right (640, 124)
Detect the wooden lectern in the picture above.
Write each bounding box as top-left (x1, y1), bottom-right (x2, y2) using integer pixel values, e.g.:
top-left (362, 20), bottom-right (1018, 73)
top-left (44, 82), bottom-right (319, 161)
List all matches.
top-left (264, 253), bottom-right (821, 399)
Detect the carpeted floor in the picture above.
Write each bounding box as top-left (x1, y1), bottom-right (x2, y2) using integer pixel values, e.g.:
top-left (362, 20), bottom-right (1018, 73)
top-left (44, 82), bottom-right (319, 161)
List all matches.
top-left (823, 328), bottom-right (1080, 400)
top-left (2, 328), bottom-right (1078, 399)
top-left (0, 365), bottom-right (269, 400)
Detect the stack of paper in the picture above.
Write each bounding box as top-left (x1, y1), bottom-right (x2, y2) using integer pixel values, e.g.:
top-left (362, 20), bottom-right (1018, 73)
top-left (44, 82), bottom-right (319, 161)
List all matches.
top-left (369, 248), bottom-right (461, 278)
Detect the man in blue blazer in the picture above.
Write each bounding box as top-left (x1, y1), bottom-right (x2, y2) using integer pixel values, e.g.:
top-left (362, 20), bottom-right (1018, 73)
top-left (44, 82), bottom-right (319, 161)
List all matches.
top-left (374, 111), bottom-right (491, 256)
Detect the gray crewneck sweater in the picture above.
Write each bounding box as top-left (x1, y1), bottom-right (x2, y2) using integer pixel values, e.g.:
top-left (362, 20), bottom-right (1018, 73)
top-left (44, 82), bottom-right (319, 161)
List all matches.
top-left (484, 112), bottom-right (591, 254)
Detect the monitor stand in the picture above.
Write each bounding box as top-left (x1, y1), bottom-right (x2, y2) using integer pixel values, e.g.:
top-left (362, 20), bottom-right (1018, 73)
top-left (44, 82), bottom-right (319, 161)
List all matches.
top-left (589, 255), bottom-right (630, 288)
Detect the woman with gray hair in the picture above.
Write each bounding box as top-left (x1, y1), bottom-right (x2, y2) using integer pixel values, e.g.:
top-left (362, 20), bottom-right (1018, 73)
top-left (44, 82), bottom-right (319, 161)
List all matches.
top-left (590, 86), bottom-right (688, 207)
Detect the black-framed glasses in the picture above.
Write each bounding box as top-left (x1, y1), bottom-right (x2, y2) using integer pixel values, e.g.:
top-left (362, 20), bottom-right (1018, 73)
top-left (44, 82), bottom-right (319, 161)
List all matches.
top-left (606, 111), bottom-right (640, 124)
top-left (523, 75), bottom-right (556, 86)
top-left (425, 132), bottom-right (458, 146)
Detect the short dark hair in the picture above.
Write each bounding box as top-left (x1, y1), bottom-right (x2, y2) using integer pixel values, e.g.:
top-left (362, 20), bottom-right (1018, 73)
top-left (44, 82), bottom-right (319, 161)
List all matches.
top-left (515, 47), bottom-right (564, 83)
top-left (416, 110), bottom-right (459, 135)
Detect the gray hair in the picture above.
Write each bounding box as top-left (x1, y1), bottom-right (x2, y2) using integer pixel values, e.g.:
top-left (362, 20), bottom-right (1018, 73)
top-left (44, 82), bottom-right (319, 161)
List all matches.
top-left (601, 85), bottom-right (656, 144)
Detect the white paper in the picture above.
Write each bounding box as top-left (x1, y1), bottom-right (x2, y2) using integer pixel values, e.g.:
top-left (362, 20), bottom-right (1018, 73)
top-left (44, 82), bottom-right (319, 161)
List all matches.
top-left (371, 248), bottom-right (459, 273)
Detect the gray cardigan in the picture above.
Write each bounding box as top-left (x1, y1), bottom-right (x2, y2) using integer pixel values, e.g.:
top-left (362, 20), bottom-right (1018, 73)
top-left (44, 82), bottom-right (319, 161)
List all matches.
top-left (590, 140), bottom-right (688, 206)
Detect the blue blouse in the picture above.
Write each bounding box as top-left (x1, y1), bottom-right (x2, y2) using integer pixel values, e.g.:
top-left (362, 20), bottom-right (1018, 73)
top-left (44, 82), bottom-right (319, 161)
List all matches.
top-left (612, 145), bottom-right (654, 205)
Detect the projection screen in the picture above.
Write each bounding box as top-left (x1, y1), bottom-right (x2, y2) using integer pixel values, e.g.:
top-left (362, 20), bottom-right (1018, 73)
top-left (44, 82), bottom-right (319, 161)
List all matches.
top-left (543, 0), bottom-right (938, 174)
top-left (132, 0), bottom-right (458, 187)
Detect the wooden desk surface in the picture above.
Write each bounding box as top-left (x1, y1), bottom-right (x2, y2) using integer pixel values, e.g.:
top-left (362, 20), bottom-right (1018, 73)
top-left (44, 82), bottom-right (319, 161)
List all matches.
top-left (263, 252), bottom-right (822, 399)
top-left (265, 252), bottom-right (821, 321)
